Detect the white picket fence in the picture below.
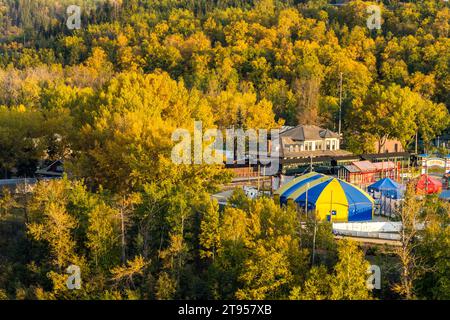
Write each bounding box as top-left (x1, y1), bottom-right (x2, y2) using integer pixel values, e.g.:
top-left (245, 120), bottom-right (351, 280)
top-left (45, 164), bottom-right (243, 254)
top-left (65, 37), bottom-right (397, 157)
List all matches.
top-left (334, 229), bottom-right (401, 241)
top-left (332, 221), bottom-right (424, 241)
top-left (333, 222), bottom-right (402, 233)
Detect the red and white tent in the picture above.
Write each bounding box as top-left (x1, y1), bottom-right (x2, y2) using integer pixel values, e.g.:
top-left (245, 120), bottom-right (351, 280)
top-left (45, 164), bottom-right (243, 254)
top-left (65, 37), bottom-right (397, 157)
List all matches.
top-left (416, 174), bottom-right (443, 195)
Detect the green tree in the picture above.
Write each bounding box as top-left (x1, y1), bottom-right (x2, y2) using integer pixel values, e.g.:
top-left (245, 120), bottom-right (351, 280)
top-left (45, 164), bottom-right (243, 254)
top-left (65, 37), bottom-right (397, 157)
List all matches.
top-left (414, 197), bottom-right (450, 300)
top-left (290, 265), bottom-right (332, 300)
top-left (331, 239), bottom-right (372, 300)
top-left (349, 84), bottom-right (425, 153)
top-left (199, 197), bottom-right (221, 262)
top-left (389, 183), bottom-right (427, 300)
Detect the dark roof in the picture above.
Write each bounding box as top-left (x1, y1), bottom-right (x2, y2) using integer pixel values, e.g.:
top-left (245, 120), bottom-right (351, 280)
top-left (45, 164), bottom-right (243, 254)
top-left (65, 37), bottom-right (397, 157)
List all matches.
top-left (280, 125), bottom-right (339, 141)
top-left (281, 156), bottom-right (333, 165)
top-left (322, 129), bottom-right (337, 138)
top-left (282, 149), bottom-right (352, 159)
top-left (333, 155), bottom-right (361, 162)
top-left (35, 160), bottom-right (64, 177)
top-left (0, 178), bottom-right (38, 187)
top-left (361, 152), bottom-right (411, 160)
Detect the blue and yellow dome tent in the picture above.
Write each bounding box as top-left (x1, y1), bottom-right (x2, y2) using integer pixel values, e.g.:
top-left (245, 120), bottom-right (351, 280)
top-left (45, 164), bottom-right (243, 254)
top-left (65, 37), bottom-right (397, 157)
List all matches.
top-left (274, 172), bottom-right (374, 222)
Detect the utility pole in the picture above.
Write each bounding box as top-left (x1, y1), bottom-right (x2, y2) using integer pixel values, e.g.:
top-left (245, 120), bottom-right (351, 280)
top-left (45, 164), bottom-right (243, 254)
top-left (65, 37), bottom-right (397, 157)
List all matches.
top-left (312, 213), bottom-right (317, 265)
top-left (415, 132), bottom-right (418, 154)
top-left (263, 165), bottom-right (266, 193)
top-left (120, 197), bottom-right (126, 264)
top-left (401, 158), bottom-right (404, 185)
top-left (305, 182), bottom-right (309, 214)
top-left (257, 164), bottom-right (260, 195)
top-left (394, 157), bottom-right (398, 181)
top-left (338, 72), bottom-right (343, 138)
top-left (248, 159), bottom-right (251, 185)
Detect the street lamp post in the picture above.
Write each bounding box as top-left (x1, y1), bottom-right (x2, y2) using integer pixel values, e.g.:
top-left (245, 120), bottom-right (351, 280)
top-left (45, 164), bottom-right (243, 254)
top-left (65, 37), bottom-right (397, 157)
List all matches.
top-left (338, 72), bottom-right (343, 138)
top-left (305, 182), bottom-right (309, 214)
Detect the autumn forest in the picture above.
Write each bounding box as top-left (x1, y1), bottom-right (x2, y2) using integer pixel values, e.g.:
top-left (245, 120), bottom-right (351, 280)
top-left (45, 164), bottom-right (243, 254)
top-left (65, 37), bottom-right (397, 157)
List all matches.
top-left (0, 0), bottom-right (449, 301)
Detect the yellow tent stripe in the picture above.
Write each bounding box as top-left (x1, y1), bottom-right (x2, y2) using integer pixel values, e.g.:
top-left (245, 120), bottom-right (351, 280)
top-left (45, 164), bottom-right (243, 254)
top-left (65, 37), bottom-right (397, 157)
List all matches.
top-left (287, 175), bottom-right (333, 201)
top-left (315, 179), bottom-right (349, 221)
top-left (274, 172), bottom-right (319, 196)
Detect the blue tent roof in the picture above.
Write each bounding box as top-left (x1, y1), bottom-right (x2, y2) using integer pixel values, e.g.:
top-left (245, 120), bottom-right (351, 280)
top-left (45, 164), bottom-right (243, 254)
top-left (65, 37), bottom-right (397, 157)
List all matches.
top-left (368, 178), bottom-right (404, 199)
top-left (339, 180), bottom-right (374, 221)
top-left (368, 178), bottom-right (399, 192)
top-left (439, 190), bottom-right (450, 201)
top-left (279, 174), bottom-right (323, 204)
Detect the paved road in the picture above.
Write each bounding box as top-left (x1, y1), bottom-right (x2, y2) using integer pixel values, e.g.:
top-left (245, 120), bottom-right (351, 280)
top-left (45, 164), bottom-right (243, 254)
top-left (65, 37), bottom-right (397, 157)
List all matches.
top-left (335, 235), bottom-right (401, 246)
